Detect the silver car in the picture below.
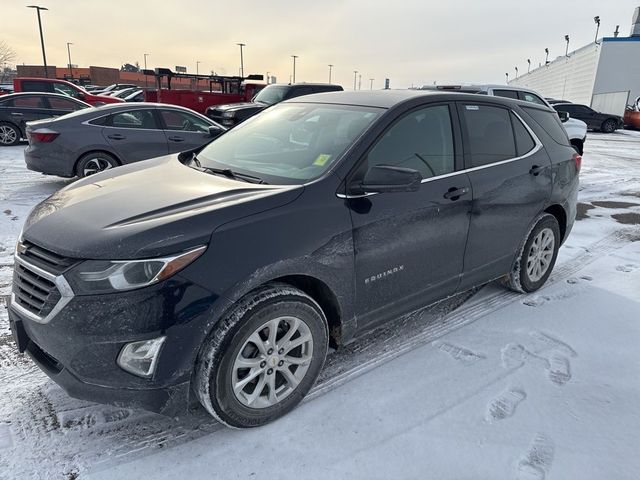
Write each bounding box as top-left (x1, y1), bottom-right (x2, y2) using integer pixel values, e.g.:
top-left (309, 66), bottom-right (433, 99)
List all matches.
top-left (24, 103), bottom-right (225, 178)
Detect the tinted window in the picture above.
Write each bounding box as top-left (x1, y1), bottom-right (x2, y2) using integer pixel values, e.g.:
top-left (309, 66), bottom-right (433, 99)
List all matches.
top-left (519, 92), bottom-right (547, 106)
top-left (553, 105), bottom-right (575, 114)
top-left (7, 96), bottom-right (46, 108)
top-left (159, 110), bottom-right (209, 132)
top-left (47, 97), bottom-right (84, 111)
top-left (252, 85), bottom-right (289, 105)
top-left (511, 112), bottom-right (536, 156)
top-left (461, 104), bottom-right (516, 167)
top-left (523, 107), bottom-right (570, 146)
top-left (21, 81), bottom-right (54, 93)
top-left (288, 87), bottom-right (314, 99)
top-left (367, 105), bottom-right (455, 178)
top-left (493, 89), bottom-right (519, 99)
top-left (109, 110), bottom-right (158, 129)
top-left (88, 116), bottom-right (107, 126)
top-left (54, 83), bottom-right (80, 98)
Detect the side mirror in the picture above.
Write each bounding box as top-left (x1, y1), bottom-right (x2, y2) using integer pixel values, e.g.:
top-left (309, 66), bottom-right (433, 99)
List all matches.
top-left (208, 125), bottom-right (224, 138)
top-left (356, 165), bottom-right (422, 194)
top-left (557, 111), bottom-right (570, 123)
top-left (76, 92), bottom-right (85, 100)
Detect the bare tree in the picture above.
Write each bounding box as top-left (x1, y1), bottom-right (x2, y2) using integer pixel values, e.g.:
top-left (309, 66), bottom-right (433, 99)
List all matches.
top-left (0, 40), bottom-right (16, 66)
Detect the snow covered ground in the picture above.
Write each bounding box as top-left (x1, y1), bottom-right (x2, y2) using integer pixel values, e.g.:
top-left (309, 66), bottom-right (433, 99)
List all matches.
top-left (0, 132), bottom-right (639, 479)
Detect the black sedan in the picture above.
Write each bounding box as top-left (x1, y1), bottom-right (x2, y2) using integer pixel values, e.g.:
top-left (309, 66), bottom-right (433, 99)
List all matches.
top-left (552, 103), bottom-right (624, 133)
top-left (0, 92), bottom-right (91, 146)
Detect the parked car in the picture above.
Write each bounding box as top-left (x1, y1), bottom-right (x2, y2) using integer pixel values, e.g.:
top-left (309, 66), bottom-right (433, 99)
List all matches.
top-left (123, 89), bottom-right (145, 102)
top-left (9, 90), bottom-right (579, 428)
top-left (624, 98), bottom-right (640, 129)
top-left (0, 84), bottom-right (14, 95)
top-left (24, 103), bottom-right (225, 177)
top-left (94, 83), bottom-right (140, 95)
top-left (13, 78), bottom-right (124, 106)
top-left (423, 84), bottom-right (588, 154)
top-left (110, 87), bottom-right (139, 99)
top-left (552, 103), bottom-right (624, 133)
top-left (0, 92), bottom-right (91, 146)
top-left (206, 82), bottom-right (344, 127)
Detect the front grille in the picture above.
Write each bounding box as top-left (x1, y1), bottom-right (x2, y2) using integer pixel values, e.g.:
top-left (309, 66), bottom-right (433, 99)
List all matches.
top-left (19, 240), bottom-right (77, 275)
top-left (13, 262), bottom-right (61, 317)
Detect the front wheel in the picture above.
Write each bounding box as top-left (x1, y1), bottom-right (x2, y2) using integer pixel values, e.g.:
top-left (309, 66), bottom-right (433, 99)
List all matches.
top-left (195, 283), bottom-right (329, 428)
top-left (506, 214), bottom-right (560, 293)
top-left (601, 119), bottom-right (617, 133)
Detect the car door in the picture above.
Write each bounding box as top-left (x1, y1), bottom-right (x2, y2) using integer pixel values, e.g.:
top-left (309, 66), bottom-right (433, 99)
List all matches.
top-left (346, 103), bottom-right (472, 328)
top-left (102, 108), bottom-right (168, 163)
top-left (456, 102), bottom-right (552, 290)
top-left (157, 108), bottom-right (212, 153)
top-left (3, 95), bottom-right (53, 134)
top-left (576, 105), bottom-right (601, 129)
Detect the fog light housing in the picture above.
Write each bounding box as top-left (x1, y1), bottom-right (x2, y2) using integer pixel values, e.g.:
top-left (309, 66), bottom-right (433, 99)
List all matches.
top-left (117, 337), bottom-right (166, 378)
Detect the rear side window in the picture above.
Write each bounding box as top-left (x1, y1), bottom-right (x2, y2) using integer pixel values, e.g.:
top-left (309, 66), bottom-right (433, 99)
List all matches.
top-left (493, 89), bottom-right (519, 99)
top-left (88, 116), bottom-right (107, 126)
top-left (460, 104), bottom-right (516, 167)
top-left (519, 92), bottom-right (546, 106)
top-left (511, 112), bottom-right (536, 156)
top-left (6, 97), bottom-right (46, 108)
top-left (21, 81), bottom-right (54, 93)
top-left (109, 110), bottom-right (158, 129)
top-left (47, 97), bottom-right (83, 111)
top-left (522, 107), bottom-right (570, 146)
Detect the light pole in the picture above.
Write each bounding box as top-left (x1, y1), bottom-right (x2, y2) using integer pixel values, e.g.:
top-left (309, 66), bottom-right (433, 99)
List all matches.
top-left (545, 48), bottom-right (549, 65)
top-left (143, 53), bottom-right (150, 89)
top-left (353, 70), bottom-right (358, 91)
top-left (594, 16), bottom-right (601, 43)
top-left (196, 60), bottom-right (201, 76)
top-left (328, 64), bottom-right (333, 83)
top-left (27, 5), bottom-right (49, 78)
top-left (143, 53), bottom-right (150, 70)
top-left (565, 35), bottom-right (570, 56)
top-left (291, 55), bottom-right (298, 83)
top-left (266, 71), bottom-right (270, 84)
top-left (527, 58), bottom-right (531, 73)
top-left (66, 42), bottom-right (73, 79)
top-left (358, 74), bottom-right (361, 90)
top-left (505, 72), bottom-right (509, 83)
top-left (369, 78), bottom-right (374, 90)
top-left (514, 67), bottom-right (518, 79)
top-left (237, 43), bottom-right (245, 78)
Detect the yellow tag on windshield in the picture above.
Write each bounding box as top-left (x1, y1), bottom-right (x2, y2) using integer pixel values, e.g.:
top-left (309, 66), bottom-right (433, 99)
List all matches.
top-left (313, 154), bottom-right (332, 166)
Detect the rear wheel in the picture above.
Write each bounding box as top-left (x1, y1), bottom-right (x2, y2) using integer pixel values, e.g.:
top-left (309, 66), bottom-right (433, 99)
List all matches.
top-left (195, 283), bottom-right (329, 428)
top-left (0, 122), bottom-right (20, 146)
top-left (76, 151), bottom-right (118, 177)
top-left (601, 119), bottom-right (617, 133)
top-left (506, 214), bottom-right (560, 293)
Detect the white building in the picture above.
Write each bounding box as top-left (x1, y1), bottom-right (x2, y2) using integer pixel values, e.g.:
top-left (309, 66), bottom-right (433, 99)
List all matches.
top-left (509, 7), bottom-right (640, 116)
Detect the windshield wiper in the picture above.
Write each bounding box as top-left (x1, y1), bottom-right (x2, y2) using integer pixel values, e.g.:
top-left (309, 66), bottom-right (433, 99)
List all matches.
top-left (188, 154), bottom-right (267, 184)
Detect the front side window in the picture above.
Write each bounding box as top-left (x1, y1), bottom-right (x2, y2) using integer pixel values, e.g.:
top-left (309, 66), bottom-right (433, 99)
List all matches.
top-left (195, 103), bottom-right (381, 184)
top-left (493, 89), bottom-right (519, 100)
top-left (366, 105), bottom-right (455, 179)
top-left (460, 104), bottom-right (516, 167)
top-left (54, 83), bottom-right (81, 98)
top-left (519, 92), bottom-right (547, 105)
top-left (159, 110), bottom-right (209, 132)
top-left (109, 110), bottom-right (158, 129)
top-left (47, 97), bottom-right (84, 111)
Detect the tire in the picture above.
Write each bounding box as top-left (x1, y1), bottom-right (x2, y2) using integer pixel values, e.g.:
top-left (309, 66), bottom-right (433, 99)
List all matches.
top-left (506, 214), bottom-right (561, 293)
top-left (75, 151), bottom-right (118, 178)
top-left (194, 283), bottom-right (329, 428)
top-left (0, 122), bottom-right (20, 146)
top-left (601, 118), bottom-right (617, 134)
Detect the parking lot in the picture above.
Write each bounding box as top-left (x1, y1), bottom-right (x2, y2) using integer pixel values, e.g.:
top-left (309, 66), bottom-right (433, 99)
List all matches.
top-left (0, 130), bottom-right (638, 478)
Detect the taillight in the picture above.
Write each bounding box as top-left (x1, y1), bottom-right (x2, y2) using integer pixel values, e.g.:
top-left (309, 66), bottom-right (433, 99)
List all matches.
top-left (573, 153), bottom-right (582, 172)
top-left (29, 129), bottom-right (59, 143)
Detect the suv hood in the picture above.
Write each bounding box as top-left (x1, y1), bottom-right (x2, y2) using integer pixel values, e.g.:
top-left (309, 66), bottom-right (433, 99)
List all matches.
top-left (22, 155), bottom-right (302, 260)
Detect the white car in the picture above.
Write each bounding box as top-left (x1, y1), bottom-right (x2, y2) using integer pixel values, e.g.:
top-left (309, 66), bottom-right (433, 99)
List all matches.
top-left (422, 84), bottom-right (587, 154)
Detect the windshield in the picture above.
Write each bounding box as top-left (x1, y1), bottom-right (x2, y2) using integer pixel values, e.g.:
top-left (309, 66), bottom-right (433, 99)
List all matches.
top-left (252, 85), bottom-right (290, 105)
top-left (195, 103), bottom-right (382, 184)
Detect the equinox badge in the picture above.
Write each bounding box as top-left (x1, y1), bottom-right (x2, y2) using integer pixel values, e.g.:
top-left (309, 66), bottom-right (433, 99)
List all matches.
top-left (364, 265), bottom-right (405, 285)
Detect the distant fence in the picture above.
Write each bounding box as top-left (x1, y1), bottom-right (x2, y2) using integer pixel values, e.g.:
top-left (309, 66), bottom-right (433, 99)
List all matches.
top-left (591, 91), bottom-right (630, 116)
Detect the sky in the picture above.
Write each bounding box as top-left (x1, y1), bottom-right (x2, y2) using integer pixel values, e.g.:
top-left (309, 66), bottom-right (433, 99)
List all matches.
top-left (1, 0), bottom-right (638, 89)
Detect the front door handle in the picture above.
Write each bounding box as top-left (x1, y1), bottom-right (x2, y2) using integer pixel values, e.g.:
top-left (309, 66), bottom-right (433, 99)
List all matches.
top-left (168, 136), bottom-right (184, 142)
top-left (10, 112), bottom-right (23, 117)
top-left (529, 165), bottom-right (544, 176)
top-left (443, 186), bottom-right (470, 200)
top-left (107, 134), bottom-right (125, 140)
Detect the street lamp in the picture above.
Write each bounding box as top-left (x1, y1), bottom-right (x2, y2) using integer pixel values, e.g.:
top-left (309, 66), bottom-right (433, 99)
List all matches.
top-left (358, 74), bottom-right (361, 90)
top-left (291, 55), bottom-right (298, 83)
top-left (527, 58), bottom-right (531, 73)
top-left (353, 70), bottom-right (358, 91)
top-left (196, 60), bottom-right (201, 76)
top-left (266, 71), bottom-right (270, 84)
top-left (565, 35), bottom-right (570, 56)
top-left (505, 72), bottom-right (509, 83)
top-left (328, 64), bottom-right (333, 84)
top-left (66, 42), bottom-right (73, 79)
top-left (143, 53), bottom-right (150, 89)
top-left (545, 48), bottom-right (549, 65)
top-left (27, 5), bottom-right (49, 78)
top-left (594, 16), bottom-right (601, 43)
top-left (143, 53), bottom-right (150, 70)
top-left (369, 78), bottom-right (374, 90)
top-left (237, 43), bottom-right (245, 78)
top-left (514, 67), bottom-right (518, 79)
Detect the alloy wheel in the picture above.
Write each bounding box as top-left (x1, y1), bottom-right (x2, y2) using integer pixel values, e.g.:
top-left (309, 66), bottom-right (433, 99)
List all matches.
top-left (0, 125), bottom-right (17, 145)
top-left (83, 157), bottom-right (113, 176)
top-left (232, 316), bottom-right (313, 409)
top-left (526, 227), bottom-right (555, 282)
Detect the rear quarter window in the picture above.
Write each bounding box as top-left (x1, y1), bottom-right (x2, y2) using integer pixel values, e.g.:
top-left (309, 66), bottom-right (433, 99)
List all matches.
top-left (522, 107), bottom-right (570, 146)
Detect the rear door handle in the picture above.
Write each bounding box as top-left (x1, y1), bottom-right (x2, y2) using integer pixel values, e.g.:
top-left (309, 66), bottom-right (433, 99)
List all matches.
top-left (10, 112), bottom-right (23, 117)
top-left (168, 136), bottom-right (184, 142)
top-left (107, 134), bottom-right (125, 140)
top-left (443, 187), bottom-right (470, 200)
top-left (529, 165), bottom-right (544, 176)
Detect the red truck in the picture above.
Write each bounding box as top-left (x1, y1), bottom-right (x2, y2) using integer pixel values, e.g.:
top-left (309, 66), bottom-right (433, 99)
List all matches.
top-left (12, 78), bottom-right (124, 106)
top-left (142, 68), bottom-right (266, 114)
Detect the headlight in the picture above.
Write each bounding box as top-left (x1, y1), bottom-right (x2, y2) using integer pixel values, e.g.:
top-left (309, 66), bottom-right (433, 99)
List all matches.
top-left (222, 111), bottom-right (235, 118)
top-left (66, 245), bottom-right (206, 294)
